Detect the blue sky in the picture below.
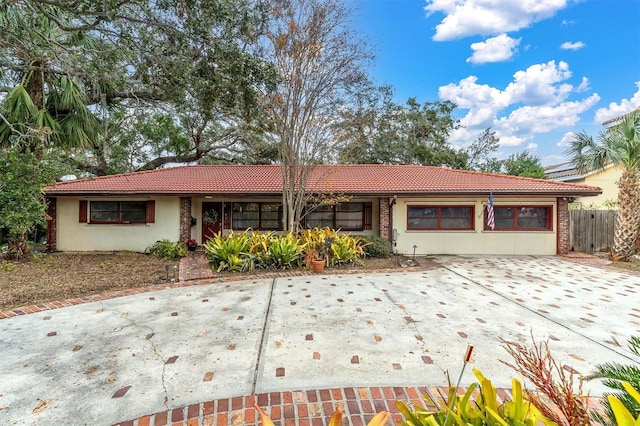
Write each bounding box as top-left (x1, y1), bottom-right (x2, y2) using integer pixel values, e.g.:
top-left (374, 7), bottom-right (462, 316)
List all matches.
top-left (349, 0), bottom-right (640, 166)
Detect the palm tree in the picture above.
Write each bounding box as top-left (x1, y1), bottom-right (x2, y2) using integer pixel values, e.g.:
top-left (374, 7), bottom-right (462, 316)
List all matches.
top-left (0, 3), bottom-right (101, 153)
top-left (566, 110), bottom-right (640, 261)
top-left (585, 336), bottom-right (640, 426)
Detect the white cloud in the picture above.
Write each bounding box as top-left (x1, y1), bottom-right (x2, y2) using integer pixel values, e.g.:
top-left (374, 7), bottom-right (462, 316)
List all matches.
top-left (494, 133), bottom-right (529, 147)
top-left (561, 19), bottom-right (575, 26)
top-left (497, 95), bottom-right (600, 134)
top-left (424, 0), bottom-right (569, 41)
top-left (527, 143), bottom-right (538, 150)
top-left (576, 77), bottom-right (590, 92)
top-left (593, 81), bottom-right (640, 124)
top-left (440, 61), bottom-right (600, 148)
top-left (467, 34), bottom-right (521, 64)
top-left (560, 41), bottom-right (586, 50)
top-left (439, 76), bottom-right (509, 128)
top-left (504, 61), bottom-right (573, 106)
top-left (556, 131), bottom-right (575, 147)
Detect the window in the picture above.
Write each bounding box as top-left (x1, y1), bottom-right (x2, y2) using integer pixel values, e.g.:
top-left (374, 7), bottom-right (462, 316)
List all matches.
top-left (84, 200), bottom-right (154, 224)
top-left (306, 202), bottom-right (372, 231)
top-left (306, 205), bottom-right (334, 229)
top-left (407, 206), bottom-right (474, 230)
top-left (232, 202), bottom-right (283, 230)
top-left (485, 206), bottom-right (552, 231)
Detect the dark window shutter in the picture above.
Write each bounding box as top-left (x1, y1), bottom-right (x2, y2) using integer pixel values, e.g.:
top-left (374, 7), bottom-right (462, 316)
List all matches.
top-left (79, 200), bottom-right (88, 223)
top-left (363, 202), bottom-right (373, 230)
top-left (146, 200), bottom-right (156, 223)
top-left (224, 203), bottom-right (232, 229)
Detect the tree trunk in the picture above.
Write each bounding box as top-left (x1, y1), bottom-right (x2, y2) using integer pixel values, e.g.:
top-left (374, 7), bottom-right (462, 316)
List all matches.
top-left (610, 167), bottom-right (640, 261)
top-left (6, 233), bottom-right (30, 260)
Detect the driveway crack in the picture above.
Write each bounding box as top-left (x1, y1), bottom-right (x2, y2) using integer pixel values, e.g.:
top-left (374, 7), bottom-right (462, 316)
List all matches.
top-left (118, 313), bottom-right (170, 408)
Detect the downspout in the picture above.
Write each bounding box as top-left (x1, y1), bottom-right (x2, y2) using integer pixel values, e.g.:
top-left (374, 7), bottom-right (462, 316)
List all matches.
top-left (389, 195), bottom-right (397, 245)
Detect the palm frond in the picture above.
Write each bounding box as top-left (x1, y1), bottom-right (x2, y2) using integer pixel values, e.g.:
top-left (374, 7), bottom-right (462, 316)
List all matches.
top-left (564, 131), bottom-right (610, 173)
top-left (604, 110), bottom-right (640, 169)
top-left (630, 336), bottom-right (640, 356)
top-left (4, 85), bottom-right (38, 122)
top-left (587, 362), bottom-right (640, 383)
top-left (586, 336), bottom-right (640, 424)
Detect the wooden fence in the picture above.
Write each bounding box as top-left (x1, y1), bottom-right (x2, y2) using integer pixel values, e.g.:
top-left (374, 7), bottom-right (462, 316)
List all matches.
top-left (569, 210), bottom-right (616, 253)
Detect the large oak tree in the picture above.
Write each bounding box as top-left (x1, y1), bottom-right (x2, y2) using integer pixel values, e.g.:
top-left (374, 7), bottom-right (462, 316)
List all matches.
top-left (1, 0), bottom-right (277, 174)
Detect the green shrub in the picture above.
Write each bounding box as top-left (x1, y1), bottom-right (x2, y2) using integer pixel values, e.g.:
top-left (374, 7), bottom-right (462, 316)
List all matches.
top-left (247, 231), bottom-right (275, 267)
top-left (361, 235), bottom-right (392, 258)
top-left (607, 382), bottom-right (640, 425)
top-left (205, 229), bottom-right (365, 272)
top-left (396, 368), bottom-right (554, 425)
top-left (203, 231), bottom-right (251, 272)
top-left (268, 233), bottom-right (302, 269)
top-left (298, 227), bottom-right (336, 258)
top-left (328, 233), bottom-right (366, 265)
top-left (587, 336), bottom-right (640, 425)
top-left (145, 239), bottom-right (187, 259)
top-left (298, 227), bottom-right (366, 265)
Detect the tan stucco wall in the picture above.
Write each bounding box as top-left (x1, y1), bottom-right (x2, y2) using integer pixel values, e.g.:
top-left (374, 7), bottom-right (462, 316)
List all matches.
top-left (391, 197), bottom-right (558, 255)
top-left (55, 195), bottom-right (558, 255)
top-left (56, 197), bottom-right (180, 252)
top-left (571, 166), bottom-right (621, 209)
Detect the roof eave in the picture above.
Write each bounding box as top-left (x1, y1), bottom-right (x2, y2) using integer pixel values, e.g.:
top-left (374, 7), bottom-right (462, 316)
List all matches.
top-left (45, 189), bottom-right (603, 197)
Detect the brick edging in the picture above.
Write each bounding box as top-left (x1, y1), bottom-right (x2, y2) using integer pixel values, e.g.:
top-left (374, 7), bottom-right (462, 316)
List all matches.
top-left (0, 263), bottom-right (431, 320)
top-left (113, 385), bottom-right (603, 426)
top-left (4, 254), bottom-right (624, 320)
top-left (112, 385), bottom-right (501, 426)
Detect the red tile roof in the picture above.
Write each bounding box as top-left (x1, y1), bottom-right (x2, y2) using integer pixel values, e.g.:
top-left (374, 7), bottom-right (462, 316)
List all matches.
top-left (45, 164), bottom-right (602, 197)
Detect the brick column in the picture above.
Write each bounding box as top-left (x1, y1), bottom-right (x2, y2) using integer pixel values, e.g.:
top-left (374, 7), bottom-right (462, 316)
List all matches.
top-left (556, 197), bottom-right (569, 255)
top-left (45, 197), bottom-right (57, 252)
top-left (179, 197), bottom-right (192, 243)
top-left (379, 198), bottom-right (391, 241)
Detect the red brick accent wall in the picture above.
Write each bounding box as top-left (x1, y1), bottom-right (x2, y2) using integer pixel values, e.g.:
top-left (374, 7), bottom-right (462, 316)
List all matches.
top-left (557, 197), bottom-right (569, 255)
top-left (179, 197), bottom-right (192, 243)
top-left (379, 198), bottom-right (391, 240)
top-left (46, 197), bottom-right (57, 252)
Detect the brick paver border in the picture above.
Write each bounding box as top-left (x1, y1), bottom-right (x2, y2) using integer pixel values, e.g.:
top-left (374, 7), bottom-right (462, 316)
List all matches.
top-left (114, 385), bottom-right (603, 426)
top-left (0, 256), bottom-right (435, 319)
top-left (113, 385), bottom-right (506, 426)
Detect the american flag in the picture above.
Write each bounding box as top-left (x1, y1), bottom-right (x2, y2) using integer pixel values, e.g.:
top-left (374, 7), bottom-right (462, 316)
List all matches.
top-left (486, 193), bottom-right (495, 230)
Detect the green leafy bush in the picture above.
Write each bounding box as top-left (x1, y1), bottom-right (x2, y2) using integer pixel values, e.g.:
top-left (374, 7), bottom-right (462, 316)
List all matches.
top-left (205, 229), bottom-right (365, 272)
top-left (587, 336), bottom-right (640, 425)
top-left (145, 239), bottom-right (187, 259)
top-left (298, 227), bottom-right (365, 265)
top-left (361, 235), bottom-right (392, 258)
top-left (328, 233), bottom-right (366, 265)
top-left (204, 231), bottom-right (251, 272)
top-left (607, 382), bottom-right (640, 425)
top-left (298, 227), bottom-right (335, 258)
top-left (396, 368), bottom-right (554, 426)
top-left (267, 233), bottom-right (302, 269)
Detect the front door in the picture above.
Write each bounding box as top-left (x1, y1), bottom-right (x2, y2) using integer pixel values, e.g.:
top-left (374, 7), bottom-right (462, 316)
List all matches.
top-left (202, 202), bottom-right (223, 243)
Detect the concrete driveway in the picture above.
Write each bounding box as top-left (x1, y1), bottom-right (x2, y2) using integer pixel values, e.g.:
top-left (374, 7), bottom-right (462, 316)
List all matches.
top-left (1, 256), bottom-right (639, 425)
